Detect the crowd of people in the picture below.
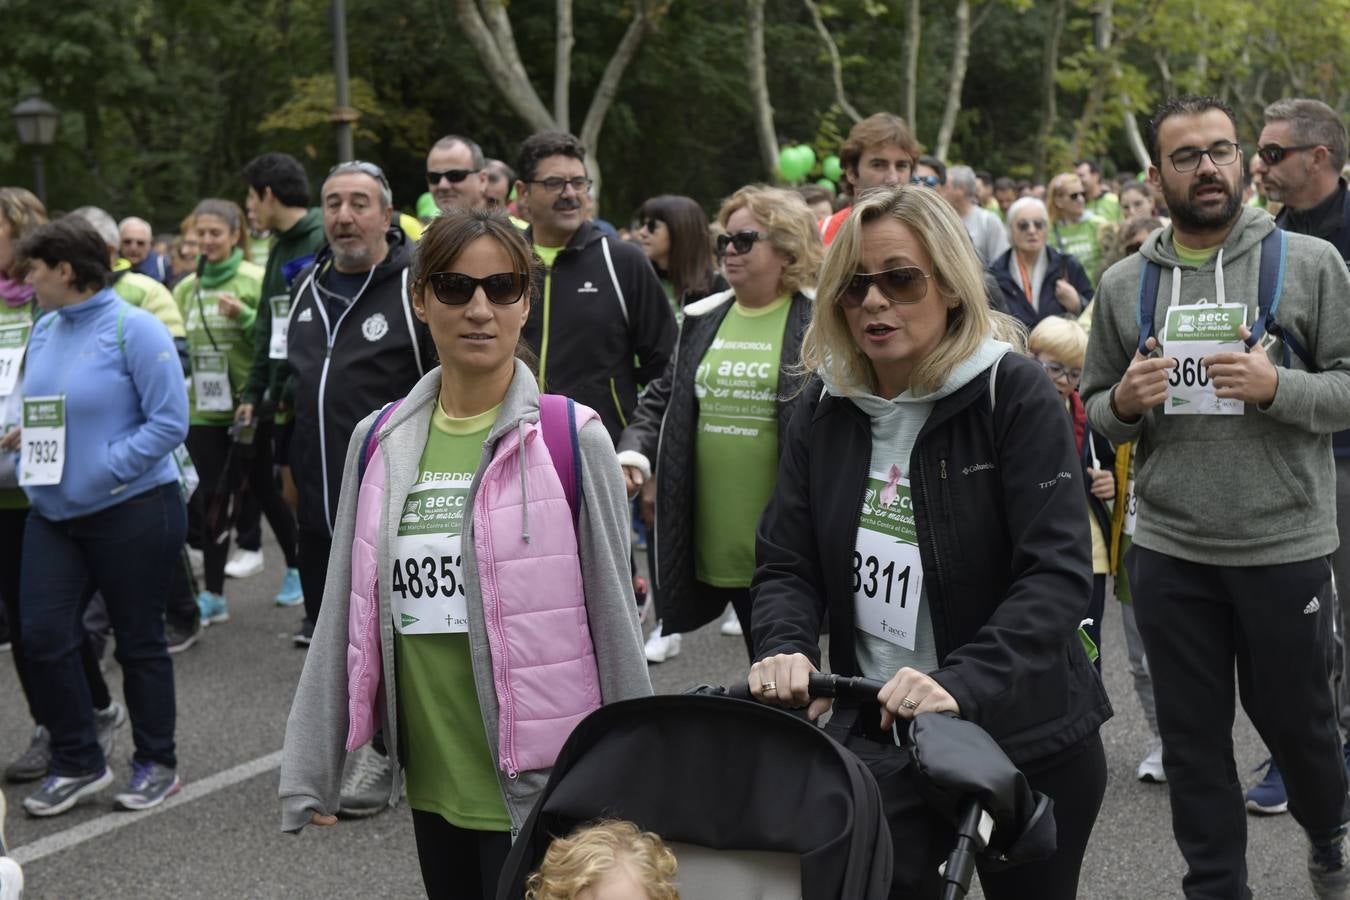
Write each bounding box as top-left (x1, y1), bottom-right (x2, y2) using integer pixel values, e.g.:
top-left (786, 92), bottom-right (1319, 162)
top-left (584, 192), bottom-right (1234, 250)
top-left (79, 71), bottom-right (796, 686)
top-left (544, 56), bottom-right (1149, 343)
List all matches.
top-left (1, 90), bottom-right (1349, 900)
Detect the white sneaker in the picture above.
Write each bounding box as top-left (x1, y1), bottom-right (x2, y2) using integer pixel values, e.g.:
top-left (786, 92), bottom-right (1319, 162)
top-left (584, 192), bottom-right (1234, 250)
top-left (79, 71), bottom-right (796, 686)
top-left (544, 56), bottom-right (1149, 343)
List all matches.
top-left (0, 858), bottom-right (23, 900)
top-left (1137, 739), bottom-right (1166, 783)
top-left (719, 606), bottom-right (744, 637)
top-left (644, 624), bottom-right (681, 664)
top-left (224, 548), bottom-right (265, 579)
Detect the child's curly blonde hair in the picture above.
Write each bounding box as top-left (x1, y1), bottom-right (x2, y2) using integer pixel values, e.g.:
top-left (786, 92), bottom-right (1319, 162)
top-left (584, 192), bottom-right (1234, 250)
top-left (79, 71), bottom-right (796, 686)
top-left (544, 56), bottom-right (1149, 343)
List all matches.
top-left (524, 820), bottom-right (679, 900)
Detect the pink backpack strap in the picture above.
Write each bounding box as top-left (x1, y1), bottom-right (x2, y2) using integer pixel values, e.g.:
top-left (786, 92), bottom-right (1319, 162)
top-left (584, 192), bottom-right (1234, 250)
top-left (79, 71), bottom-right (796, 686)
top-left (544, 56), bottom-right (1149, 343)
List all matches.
top-left (359, 399), bottom-right (404, 481)
top-left (538, 394), bottom-right (593, 527)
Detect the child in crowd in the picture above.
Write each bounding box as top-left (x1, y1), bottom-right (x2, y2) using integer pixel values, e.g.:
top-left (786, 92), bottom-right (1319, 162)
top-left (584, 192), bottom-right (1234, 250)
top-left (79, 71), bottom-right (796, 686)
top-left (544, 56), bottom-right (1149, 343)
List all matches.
top-left (526, 820), bottom-right (679, 900)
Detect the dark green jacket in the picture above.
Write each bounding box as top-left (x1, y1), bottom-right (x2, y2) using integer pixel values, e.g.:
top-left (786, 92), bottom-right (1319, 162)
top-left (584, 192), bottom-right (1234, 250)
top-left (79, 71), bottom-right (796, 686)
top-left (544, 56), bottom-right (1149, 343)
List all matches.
top-left (241, 208), bottom-right (326, 408)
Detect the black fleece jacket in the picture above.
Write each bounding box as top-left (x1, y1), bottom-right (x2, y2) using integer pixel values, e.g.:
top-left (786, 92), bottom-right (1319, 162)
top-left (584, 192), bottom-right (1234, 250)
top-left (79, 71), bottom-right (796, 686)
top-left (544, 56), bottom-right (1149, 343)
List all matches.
top-left (752, 352), bottom-right (1112, 765)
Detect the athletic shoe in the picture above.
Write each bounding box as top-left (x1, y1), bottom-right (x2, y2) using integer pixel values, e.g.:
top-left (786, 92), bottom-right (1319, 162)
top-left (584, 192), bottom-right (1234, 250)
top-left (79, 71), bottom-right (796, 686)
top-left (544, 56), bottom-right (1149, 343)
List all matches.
top-left (338, 745), bottom-right (392, 818)
top-left (292, 618), bottom-right (314, 647)
top-left (4, 728), bottom-right (50, 784)
top-left (719, 606), bottom-right (744, 637)
top-left (0, 857), bottom-right (23, 900)
top-left (224, 548), bottom-right (265, 579)
top-left (1136, 739), bottom-right (1166, 783)
top-left (94, 701), bottom-right (126, 762)
top-left (196, 591), bottom-right (229, 625)
top-left (22, 768), bottom-right (113, 817)
top-left (165, 616), bottom-right (203, 654)
top-left (186, 546), bottom-right (204, 578)
top-left (644, 623), bottom-right (681, 664)
top-left (113, 760), bottom-right (181, 811)
top-left (1309, 827), bottom-right (1350, 899)
top-left (1246, 757), bottom-right (1289, 815)
top-left (274, 568), bottom-right (303, 607)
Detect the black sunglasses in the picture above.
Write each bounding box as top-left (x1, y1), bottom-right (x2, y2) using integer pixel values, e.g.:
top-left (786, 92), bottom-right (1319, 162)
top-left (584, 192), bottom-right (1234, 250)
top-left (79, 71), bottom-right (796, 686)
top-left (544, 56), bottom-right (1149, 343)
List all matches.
top-left (1065, 191), bottom-right (1086, 201)
top-left (837, 266), bottom-right (932, 308)
top-left (1256, 143), bottom-right (1319, 167)
top-left (715, 230), bottom-right (768, 256)
top-left (426, 272), bottom-right (528, 306)
top-left (910, 175), bottom-right (941, 188)
top-left (426, 168), bottom-right (479, 185)
top-left (640, 218), bottom-right (662, 234)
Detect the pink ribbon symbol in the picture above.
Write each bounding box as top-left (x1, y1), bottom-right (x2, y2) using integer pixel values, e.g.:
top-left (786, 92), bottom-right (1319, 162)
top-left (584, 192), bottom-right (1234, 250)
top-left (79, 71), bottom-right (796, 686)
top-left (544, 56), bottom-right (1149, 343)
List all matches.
top-left (879, 464), bottom-right (902, 508)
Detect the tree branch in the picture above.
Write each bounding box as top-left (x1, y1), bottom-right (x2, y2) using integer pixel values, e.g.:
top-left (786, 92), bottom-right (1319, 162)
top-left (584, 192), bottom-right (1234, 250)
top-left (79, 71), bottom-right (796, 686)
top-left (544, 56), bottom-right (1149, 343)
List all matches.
top-left (803, 0), bottom-right (861, 124)
top-left (554, 0), bottom-right (574, 130)
top-left (933, 0), bottom-right (971, 161)
top-left (579, 1), bottom-right (660, 199)
top-left (452, 0), bottom-right (554, 131)
top-left (745, 0), bottom-right (779, 178)
top-left (902, 0), bottom-right (921, 127)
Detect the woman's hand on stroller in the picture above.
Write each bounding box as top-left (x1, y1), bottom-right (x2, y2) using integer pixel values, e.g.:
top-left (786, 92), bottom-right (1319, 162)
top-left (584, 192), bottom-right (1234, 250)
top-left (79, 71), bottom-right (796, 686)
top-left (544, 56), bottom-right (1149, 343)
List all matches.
top-left (877, 667), bottom-right (959, 729)
top-left (748, 653), bottom-right (833, 722)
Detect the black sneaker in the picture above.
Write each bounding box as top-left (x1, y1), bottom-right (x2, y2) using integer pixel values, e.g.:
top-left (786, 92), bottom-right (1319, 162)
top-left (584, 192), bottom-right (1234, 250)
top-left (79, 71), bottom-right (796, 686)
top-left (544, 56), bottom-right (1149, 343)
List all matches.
top-left (5, 727), bottom-right (50, 784)
top-left (1310, 827), bottom-right (1350, 899)
top-left (165, 616), bottom-right (203, 654)
top-left (292, 618), bottom-right (315, 648)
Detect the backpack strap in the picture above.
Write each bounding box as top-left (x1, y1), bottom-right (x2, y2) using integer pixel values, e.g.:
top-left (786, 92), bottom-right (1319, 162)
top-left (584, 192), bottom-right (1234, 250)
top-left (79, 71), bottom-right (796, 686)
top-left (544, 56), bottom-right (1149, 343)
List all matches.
top-left (1246, 229), bottom-right (1317, 371)
top-left (358, 399), bottom-right (404, 483)
top-left (1135, 260), bottom-right (1163, 354)
top-left (538, 393), bottom-right (582, 527)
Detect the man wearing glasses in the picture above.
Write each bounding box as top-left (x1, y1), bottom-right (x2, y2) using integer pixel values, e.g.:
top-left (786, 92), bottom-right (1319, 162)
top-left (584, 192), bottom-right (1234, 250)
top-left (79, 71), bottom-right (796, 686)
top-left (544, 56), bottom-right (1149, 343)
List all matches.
top-left (1249, 97), bottom-right (1350, 823)
top-left (425, 134), bottom-right (488, 214)
top-left (118, 216), bottom-right (171, 285)
top-left (1082, 94), bottom-right (1350, 899)
top-left (514, 131), bottom-right (674, 442)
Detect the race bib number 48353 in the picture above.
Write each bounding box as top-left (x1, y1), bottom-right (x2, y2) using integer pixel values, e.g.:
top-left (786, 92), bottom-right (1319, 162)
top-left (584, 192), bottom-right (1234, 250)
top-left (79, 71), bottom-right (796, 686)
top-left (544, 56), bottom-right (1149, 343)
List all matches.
top-left (1162, 302), bottom-right (1245, 416)
top-left (392, 477), bottom-right (472, 635)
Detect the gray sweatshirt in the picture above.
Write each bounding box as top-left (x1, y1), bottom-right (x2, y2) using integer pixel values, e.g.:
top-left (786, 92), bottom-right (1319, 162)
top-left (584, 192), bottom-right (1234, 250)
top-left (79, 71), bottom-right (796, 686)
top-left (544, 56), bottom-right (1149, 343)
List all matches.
top-left (1081, 206), bottom-right (1350, 566)
top-left (278, 361), bottom-right (651, 834)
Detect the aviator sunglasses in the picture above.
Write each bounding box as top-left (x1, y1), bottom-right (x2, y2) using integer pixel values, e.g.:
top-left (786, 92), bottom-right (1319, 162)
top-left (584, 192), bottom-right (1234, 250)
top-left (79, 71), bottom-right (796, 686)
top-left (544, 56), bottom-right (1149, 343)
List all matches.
top-left (837, 266), bottom-right (932, 308)
top-left (426, 272), bottom-right (528, 306)
top-left (715, 230), bottom-right (769, 256)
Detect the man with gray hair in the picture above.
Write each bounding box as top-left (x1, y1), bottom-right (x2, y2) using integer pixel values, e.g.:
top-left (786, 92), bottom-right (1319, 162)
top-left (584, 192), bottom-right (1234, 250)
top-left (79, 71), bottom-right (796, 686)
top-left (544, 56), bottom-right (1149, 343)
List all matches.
top-left (425, 134), bottom-right (487, 213)
top-left (118, 216), bottom-right (170, 285)
top-left (945, 164), bottom-right (1009, 265)
top-left (1243, 96), bottom-right (1350, 819)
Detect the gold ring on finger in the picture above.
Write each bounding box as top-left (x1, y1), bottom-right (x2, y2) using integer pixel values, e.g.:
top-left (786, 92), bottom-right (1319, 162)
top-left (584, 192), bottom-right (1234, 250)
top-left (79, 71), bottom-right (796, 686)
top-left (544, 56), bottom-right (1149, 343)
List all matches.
top-left (901, 696), bottom-right (919, 710)
top-left (761, 681), bottom-right (777, 694)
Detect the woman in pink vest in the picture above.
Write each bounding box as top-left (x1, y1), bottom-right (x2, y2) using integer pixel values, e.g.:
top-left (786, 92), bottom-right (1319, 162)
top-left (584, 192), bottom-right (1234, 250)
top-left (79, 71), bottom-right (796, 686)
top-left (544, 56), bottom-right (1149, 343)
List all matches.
top-left (278, 209), bottom-right (650, 899)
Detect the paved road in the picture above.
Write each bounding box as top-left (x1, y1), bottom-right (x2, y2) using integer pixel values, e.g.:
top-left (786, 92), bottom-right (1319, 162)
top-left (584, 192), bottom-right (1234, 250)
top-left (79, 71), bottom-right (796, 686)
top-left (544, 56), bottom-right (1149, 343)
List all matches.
top-left (0, 539), bottom-right (1316, 898)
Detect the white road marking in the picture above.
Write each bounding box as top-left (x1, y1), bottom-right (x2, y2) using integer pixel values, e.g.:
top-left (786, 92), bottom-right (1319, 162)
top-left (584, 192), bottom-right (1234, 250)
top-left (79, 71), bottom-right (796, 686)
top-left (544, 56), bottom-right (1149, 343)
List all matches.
top-left (10, 750), bottom-right (283, 865)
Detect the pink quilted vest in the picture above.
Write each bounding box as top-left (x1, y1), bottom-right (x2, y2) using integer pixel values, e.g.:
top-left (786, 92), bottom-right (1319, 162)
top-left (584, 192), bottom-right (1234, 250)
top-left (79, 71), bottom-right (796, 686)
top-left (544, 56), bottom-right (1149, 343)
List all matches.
top-left (345, 395), bottom-right (603, 777)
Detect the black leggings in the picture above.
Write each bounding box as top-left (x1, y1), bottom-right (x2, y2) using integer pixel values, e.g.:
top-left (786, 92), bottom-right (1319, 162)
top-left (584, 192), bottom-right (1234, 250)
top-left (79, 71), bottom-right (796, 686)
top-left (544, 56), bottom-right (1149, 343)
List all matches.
top-left (187, 421), bottom-right (297, 594)
top-left (410, 809), bottom-right (512, 900)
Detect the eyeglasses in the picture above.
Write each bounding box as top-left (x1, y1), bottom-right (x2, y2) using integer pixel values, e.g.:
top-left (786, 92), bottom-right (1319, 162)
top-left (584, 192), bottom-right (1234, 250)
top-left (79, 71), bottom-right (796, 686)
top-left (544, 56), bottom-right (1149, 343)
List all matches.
top-left (527, 176), bottom-right (592, 194)
top-left (425, 272), bottom-right (528, 306)
top-left (1168, 140), bottom-right (1240, 173)
top-left (640, 218), bottom-right (662, 234)
top-left (1256, 143), bottom-right (1319, 166)
top-left (1064, 191), bottom-right (1086, 201)
top-left (837, 266), bottom-right (932, 308)
top-left (910, 175), bottom-right (941, 188)
top-left (715, 230), bottom-right (768, 256)
top-left (121, 238), bottom-right (149, 246)
top-left (1039, 360), bottom-right (1083, 382)
top-left (426, 169), bottom-right (479, 186)
top-left (1015, 219), bottom-right (1047, 233)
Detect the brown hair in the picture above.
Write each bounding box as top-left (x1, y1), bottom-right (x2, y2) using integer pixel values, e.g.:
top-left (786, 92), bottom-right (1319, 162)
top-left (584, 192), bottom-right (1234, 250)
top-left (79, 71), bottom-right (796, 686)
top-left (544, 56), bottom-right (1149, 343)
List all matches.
top-left (637, 194), bottom-right (716, 302)
top-left (839, 113), bottom-right (922, 190)
top-left (191, 198), bottom-right (251, 260)
top-left (0, 187), bottom-right (49, 276)
top-left (715, 185), bottom-right (823, 297)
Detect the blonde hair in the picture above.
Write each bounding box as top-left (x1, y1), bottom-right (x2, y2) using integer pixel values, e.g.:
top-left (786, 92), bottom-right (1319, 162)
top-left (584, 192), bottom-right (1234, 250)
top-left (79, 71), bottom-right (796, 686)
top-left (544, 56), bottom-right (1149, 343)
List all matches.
top-left (801, 185), bottom-right (1024, 397)
top-left (716, 185), bottom-right (822, 297)
top-left (525, 820), bottom-right (680, 900)
top-left (1046, 173), bottom-right (1083, 226)
top-left (1028, 316), bottom-right (1088, 369)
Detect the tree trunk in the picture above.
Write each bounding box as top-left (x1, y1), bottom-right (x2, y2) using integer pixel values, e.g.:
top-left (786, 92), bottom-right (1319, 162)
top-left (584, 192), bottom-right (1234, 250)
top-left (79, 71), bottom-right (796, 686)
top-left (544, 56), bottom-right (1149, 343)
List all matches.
top-left (746, 0), bottom-right (779, 179)
top-left (578, 3), bottom-right (654, 202)
top-left (803, 0), bottom-right (861, 123)
top-left (452, 0), bottom-right (554, 132)
top-left (1122, 112), bottom-right (1149, 174)
top-left (1068, 1), bottom-right (1112, 161)
top-left (933, 0), bottom-right (970, 162)
top-left (902, 0), bottom-right (921, 127)
top-left (554, 0), bottom-right (574, 131)
top-left (1033, 0), bottom-right (1067, 183)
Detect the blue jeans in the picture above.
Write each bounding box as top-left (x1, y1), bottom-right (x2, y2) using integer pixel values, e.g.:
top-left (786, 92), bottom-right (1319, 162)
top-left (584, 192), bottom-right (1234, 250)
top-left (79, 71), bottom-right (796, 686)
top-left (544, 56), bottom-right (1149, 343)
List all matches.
top-left (20, 482), bottom-right (186, 776)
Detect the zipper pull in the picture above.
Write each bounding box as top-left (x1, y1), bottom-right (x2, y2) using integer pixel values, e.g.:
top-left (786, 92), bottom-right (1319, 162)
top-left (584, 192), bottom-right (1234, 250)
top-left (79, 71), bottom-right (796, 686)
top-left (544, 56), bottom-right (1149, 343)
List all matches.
top-left (940, 459), bottom-right (948, 480)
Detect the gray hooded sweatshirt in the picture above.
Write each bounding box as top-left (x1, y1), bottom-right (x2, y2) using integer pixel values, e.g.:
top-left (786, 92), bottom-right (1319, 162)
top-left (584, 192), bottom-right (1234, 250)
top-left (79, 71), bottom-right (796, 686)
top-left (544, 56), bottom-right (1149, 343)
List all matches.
top-left (1081, 206), bottom-right (1350, 566)
top-left (278, 360), bottom-right (651, 834)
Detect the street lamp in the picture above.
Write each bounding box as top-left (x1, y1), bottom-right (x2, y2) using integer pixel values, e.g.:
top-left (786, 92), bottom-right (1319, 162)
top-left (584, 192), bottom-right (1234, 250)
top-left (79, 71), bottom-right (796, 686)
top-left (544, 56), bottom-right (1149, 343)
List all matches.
top-left (11, 94), bottom-right (60, 205)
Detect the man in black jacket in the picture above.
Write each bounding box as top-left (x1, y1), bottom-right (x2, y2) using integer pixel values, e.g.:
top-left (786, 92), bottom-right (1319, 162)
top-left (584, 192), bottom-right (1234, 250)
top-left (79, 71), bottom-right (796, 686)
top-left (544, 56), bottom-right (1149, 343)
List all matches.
top-left (514, 132), bottom-right (675, 441)
top-left (1248, 96), bottom-right (1350, 818)
top-left (280, 162), bottom-right (433, 647)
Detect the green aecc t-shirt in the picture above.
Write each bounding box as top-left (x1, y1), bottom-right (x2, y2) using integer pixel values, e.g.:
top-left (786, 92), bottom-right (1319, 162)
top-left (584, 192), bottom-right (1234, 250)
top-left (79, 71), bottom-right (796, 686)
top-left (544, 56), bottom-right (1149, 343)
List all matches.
top-left (394, 400), bottom-right (510, 832)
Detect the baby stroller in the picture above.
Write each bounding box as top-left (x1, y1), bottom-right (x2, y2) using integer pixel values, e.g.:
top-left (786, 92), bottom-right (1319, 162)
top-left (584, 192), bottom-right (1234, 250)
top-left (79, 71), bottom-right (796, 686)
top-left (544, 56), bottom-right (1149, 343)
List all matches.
top-left (495, 675), bottom-right (1053, 899)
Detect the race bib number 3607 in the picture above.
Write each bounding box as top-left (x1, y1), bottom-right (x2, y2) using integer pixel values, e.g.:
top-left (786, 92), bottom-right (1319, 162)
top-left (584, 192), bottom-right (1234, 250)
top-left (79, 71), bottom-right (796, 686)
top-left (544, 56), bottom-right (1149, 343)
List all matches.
top-left (1162, 302), bottom-right (1245, 416)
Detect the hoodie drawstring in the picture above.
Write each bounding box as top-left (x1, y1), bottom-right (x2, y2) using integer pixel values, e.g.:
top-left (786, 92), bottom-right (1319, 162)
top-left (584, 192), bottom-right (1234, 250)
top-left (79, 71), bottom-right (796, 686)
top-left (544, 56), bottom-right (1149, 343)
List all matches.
top-left (1170, 264), bottom-right (1183, 308)
top-left (518, 420), bottom-right (530, 543)
top-left (1214, 247), bottom-right (1226, 305)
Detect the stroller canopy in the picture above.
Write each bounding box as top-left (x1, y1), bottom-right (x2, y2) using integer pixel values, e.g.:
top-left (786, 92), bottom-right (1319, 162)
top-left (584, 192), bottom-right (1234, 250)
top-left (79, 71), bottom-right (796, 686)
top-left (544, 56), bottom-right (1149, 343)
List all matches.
top-left (496, 692), bottom-right (893, 900)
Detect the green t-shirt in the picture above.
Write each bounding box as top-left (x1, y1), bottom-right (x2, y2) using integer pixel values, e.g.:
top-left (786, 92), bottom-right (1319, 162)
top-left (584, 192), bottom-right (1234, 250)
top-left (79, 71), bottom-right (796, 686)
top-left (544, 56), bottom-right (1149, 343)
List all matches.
top-left (1172, 237), bottom-right (1220, 268)
top-left (1085, 191), bottom-right (1122, 224)
top-left (1051, 216), bottom-right (1105, 287)
top-left (693, 297), bottom-right (791, 586)
top-left (394, 400), bottom-right (510, 832)
top-left (173, 260), bottom-right (263, 425)
top-left (533, 245), bottom-right (563, 268)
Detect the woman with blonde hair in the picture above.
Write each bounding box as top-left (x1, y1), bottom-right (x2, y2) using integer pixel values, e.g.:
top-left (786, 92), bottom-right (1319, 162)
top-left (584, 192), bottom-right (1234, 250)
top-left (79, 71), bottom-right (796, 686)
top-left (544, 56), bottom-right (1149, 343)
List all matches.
top-left (1047, 172), bottom-right (1106, 287)
top-left (747, 185), bottom-right (1110, 898)
top-left (618, 185), bottom-right (822, 662)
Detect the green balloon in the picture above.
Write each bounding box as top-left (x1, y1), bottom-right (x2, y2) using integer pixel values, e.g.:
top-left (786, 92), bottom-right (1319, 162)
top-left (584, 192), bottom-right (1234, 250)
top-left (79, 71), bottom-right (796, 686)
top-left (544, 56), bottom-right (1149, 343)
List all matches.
top-left (778, 146), bottom-right (799, 181)
top-left (795, 145), bottom-right (818, 173)
top-left (816, 178), bottom-right (836, 195)
top-left (823, 155), bottom-right (842, 182)
top-left (416, 192), bottom-right (438, 219)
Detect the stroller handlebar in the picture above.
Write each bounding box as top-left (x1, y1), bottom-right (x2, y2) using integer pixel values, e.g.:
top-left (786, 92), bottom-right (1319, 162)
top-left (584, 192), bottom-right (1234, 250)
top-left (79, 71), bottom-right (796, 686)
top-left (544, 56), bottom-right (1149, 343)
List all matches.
top-left (807, 672), bottom-right (888, 703)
